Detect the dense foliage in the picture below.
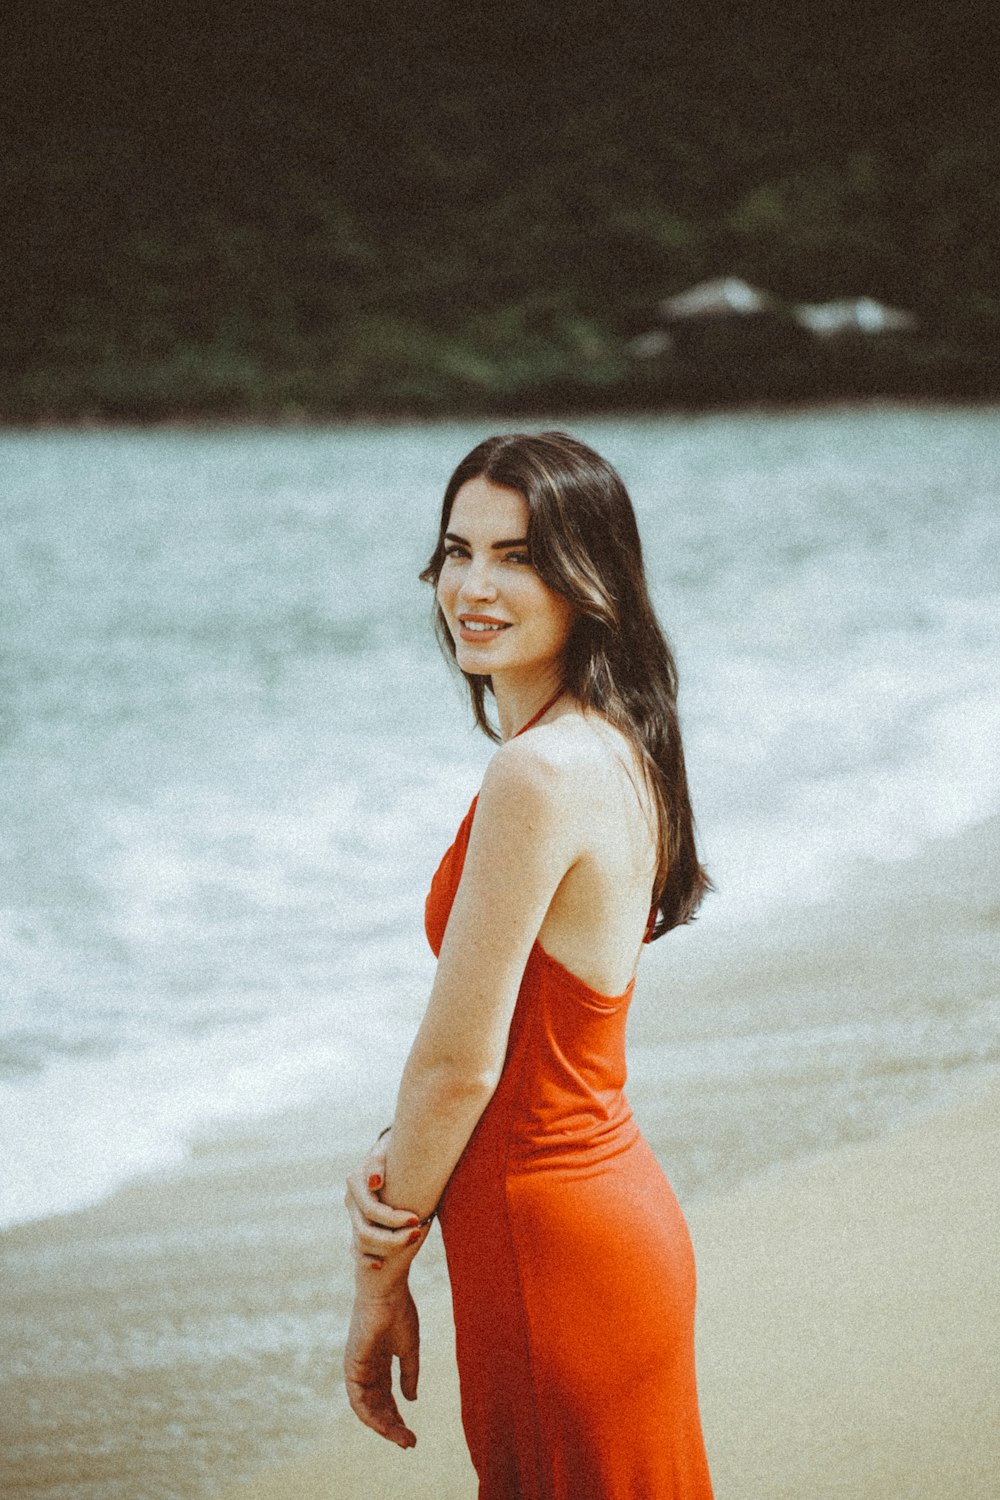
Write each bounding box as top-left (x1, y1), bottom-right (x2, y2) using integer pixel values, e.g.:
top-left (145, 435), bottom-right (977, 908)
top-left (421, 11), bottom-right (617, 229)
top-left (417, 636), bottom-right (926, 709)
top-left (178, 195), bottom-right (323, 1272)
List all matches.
top-left (4, 0), bottom-right (999, 418)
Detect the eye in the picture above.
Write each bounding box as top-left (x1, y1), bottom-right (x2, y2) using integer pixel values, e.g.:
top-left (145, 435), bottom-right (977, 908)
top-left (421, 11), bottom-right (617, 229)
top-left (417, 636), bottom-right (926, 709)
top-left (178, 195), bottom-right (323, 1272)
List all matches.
top-left (443, 542), bottom-right (469, 559)
top-left (505, 551), bottom-right (532, 566)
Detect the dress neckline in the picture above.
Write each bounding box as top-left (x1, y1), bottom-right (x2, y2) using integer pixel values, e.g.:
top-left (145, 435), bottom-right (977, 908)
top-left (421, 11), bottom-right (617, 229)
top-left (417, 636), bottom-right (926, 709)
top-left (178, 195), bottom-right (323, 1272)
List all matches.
top-left (513, 688), bottom-right (564, 739)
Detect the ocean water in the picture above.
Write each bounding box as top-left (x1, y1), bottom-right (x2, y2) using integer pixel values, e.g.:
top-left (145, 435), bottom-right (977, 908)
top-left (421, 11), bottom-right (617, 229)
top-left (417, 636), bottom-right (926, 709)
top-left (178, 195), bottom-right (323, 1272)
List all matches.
top-left (2, 407), bottom-right (999, 1232)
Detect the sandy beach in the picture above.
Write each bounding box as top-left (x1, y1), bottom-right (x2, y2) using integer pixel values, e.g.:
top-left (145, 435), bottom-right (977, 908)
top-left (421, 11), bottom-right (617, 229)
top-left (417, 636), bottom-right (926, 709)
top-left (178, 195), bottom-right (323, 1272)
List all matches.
top-left (222, 1079), bottom-right (1000, 1500)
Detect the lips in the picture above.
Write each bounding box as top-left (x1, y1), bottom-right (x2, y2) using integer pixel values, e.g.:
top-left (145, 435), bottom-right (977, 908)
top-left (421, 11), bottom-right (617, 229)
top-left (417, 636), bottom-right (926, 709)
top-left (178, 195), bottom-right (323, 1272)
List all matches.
top-left (456, 614), bottom-right (511, 639)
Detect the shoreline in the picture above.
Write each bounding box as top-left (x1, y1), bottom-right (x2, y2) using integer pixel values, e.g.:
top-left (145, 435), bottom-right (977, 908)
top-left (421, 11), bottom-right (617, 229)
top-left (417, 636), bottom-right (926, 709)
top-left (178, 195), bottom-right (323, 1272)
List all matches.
top-left (3, 394), bottom-right (1000, 436)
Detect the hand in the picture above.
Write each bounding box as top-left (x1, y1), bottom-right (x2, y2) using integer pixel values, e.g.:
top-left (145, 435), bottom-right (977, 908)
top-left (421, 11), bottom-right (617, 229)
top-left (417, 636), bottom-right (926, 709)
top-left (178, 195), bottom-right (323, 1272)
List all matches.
top-left (345, 1135), bottom-right (430, 1272)
top-left (344, 1279), bottom-right (420, 1448)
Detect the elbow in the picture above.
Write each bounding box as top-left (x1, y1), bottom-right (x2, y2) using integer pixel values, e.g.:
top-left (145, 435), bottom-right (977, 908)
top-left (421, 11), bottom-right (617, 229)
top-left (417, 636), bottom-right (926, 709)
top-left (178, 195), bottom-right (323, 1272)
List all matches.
top-left (405, 1052), bottom-right (501, 1115)
top-left (433, 1061), bottom-right (501, 1111)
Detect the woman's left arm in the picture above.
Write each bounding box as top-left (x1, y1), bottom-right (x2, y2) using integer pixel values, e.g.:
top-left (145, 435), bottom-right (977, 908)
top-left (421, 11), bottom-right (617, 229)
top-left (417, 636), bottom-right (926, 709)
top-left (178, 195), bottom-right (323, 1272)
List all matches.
top-left (344, 743), bottom-right (579, 1441)
top-left (384, 740), bottom-right (580, 1219)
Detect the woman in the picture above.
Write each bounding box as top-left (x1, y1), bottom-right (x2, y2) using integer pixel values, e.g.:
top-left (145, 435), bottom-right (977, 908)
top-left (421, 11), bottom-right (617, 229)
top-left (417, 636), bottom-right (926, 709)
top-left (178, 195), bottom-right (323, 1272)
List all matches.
top-left (344, 431), bottom-right (713, 1498)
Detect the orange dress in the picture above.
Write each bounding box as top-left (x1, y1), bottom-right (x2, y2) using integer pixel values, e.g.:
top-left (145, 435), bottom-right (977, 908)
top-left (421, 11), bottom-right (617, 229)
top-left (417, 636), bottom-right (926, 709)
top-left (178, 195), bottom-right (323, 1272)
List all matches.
top-left (425, 795), bottom-right (713, 1500)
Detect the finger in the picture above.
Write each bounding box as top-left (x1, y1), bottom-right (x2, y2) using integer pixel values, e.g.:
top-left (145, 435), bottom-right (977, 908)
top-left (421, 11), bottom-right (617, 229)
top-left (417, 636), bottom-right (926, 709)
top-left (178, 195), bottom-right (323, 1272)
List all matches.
top-left (360, 1138), bottom-right (389, 1175)
top-left (341, 1188), bottom-right (395, 1248)
top-left (346, 1204), bottom-right (422, 1270)
top-left (348, 1231), bottom-right (384, 1269)
top-left (345, 1179), bottom-right (421, 1232)
top-left (345, 1374), bottom-right (416, 1448)
top-left (357, 1221), bottom-right (426, 1257)
top-left (357, 1140), bottom-right (389, 1194)
top-left (354, 1212), bottom-right (423, 1247)
top-left (344, 1194), bottom-right (410, 1249)
top-left (344, 1173), bottom-right (421, 1231)
top-left (355, 1222), bottom-right (427, 1265)
top-left (399, 1343), bottom-right (420, 1403)
top-left (346, 1384), bottom-right (413, 1446)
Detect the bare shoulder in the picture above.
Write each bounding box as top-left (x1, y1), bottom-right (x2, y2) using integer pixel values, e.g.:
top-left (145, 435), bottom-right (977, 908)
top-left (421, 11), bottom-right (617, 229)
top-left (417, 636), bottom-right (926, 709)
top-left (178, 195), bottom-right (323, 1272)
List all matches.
top-left (480, 711), bottom-right (635, 824)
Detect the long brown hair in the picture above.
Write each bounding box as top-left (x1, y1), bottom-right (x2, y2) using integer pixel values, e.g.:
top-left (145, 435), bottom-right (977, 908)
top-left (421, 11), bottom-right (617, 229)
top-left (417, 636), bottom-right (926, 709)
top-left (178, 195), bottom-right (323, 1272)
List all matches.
top-left (420, 431), bottom-right (711, 936)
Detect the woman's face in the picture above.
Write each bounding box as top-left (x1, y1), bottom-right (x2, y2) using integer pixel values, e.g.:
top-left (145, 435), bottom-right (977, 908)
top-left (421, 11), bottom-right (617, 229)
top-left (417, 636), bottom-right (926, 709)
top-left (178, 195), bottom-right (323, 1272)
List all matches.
top-left (436, 476), bottom-right (575, 682)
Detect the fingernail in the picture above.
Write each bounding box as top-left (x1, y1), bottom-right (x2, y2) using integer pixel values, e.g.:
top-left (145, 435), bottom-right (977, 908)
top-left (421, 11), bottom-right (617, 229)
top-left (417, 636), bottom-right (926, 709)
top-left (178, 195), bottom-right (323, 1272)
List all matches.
top-left (405, 1217), bottom-right (420, 1228)
top-left (368, 1174), bottom-right (382, 1191)
top-left (407, 1230), bottom-right (421, 1246)
top-left (368, 1260), bottom-right (383, 1271)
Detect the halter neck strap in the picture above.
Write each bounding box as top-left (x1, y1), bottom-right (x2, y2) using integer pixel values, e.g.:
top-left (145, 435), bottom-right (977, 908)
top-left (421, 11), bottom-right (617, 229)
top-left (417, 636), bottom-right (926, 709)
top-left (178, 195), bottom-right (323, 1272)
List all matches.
top-left (513, 688), bottom-right (564, 739)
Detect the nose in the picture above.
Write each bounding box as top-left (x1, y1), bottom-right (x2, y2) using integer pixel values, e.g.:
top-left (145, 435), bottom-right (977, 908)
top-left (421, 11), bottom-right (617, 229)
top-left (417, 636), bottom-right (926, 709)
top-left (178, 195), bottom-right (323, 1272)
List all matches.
top-left (458, 554), bottom-right (499, 603)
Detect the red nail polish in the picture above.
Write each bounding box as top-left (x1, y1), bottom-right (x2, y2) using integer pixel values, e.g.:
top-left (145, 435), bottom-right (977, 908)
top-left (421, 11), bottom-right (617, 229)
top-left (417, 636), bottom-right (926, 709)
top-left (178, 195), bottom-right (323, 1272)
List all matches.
top-left (368, 1174), bottom-right (382, 1191)
top-left (405, 1217), bottom-right (420, 1228)
top-left (407, 1230), bottom-right (421, 1246)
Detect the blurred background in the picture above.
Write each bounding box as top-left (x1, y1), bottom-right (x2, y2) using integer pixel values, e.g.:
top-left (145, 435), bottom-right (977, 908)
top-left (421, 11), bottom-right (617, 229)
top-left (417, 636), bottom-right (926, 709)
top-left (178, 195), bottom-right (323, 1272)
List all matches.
top-left (4, 0), bottom-right (1000, 421)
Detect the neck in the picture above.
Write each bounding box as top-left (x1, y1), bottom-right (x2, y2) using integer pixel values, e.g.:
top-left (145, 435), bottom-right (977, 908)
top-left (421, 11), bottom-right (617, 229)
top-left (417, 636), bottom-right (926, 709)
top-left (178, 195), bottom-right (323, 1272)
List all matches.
top-left (493, 673), bottom-right (565, 741)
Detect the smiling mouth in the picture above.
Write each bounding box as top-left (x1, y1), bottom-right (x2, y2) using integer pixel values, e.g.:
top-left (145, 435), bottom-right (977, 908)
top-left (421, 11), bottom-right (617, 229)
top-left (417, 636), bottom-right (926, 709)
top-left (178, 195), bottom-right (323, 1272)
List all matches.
top-left (458, 616), bottom-right (511, 634)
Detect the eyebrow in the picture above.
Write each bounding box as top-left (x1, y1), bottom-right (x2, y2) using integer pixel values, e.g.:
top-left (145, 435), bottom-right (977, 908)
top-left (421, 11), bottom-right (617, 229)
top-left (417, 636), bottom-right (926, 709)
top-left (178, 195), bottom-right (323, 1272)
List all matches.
top-left (444, 531), bottom-right (529, 549)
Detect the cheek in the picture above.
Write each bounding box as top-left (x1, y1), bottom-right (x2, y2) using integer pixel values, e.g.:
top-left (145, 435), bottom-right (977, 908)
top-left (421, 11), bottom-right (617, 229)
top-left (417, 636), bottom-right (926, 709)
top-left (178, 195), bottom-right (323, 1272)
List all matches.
top-left (436, 568), bottom-right (455, 611)
top-left (529, 585), bottom-right (575, 649)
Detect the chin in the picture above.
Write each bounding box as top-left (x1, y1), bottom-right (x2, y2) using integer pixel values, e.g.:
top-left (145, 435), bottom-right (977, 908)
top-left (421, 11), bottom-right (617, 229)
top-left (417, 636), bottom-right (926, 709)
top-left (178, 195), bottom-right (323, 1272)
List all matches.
top-left (456, 652), bottom-right (501, 676)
